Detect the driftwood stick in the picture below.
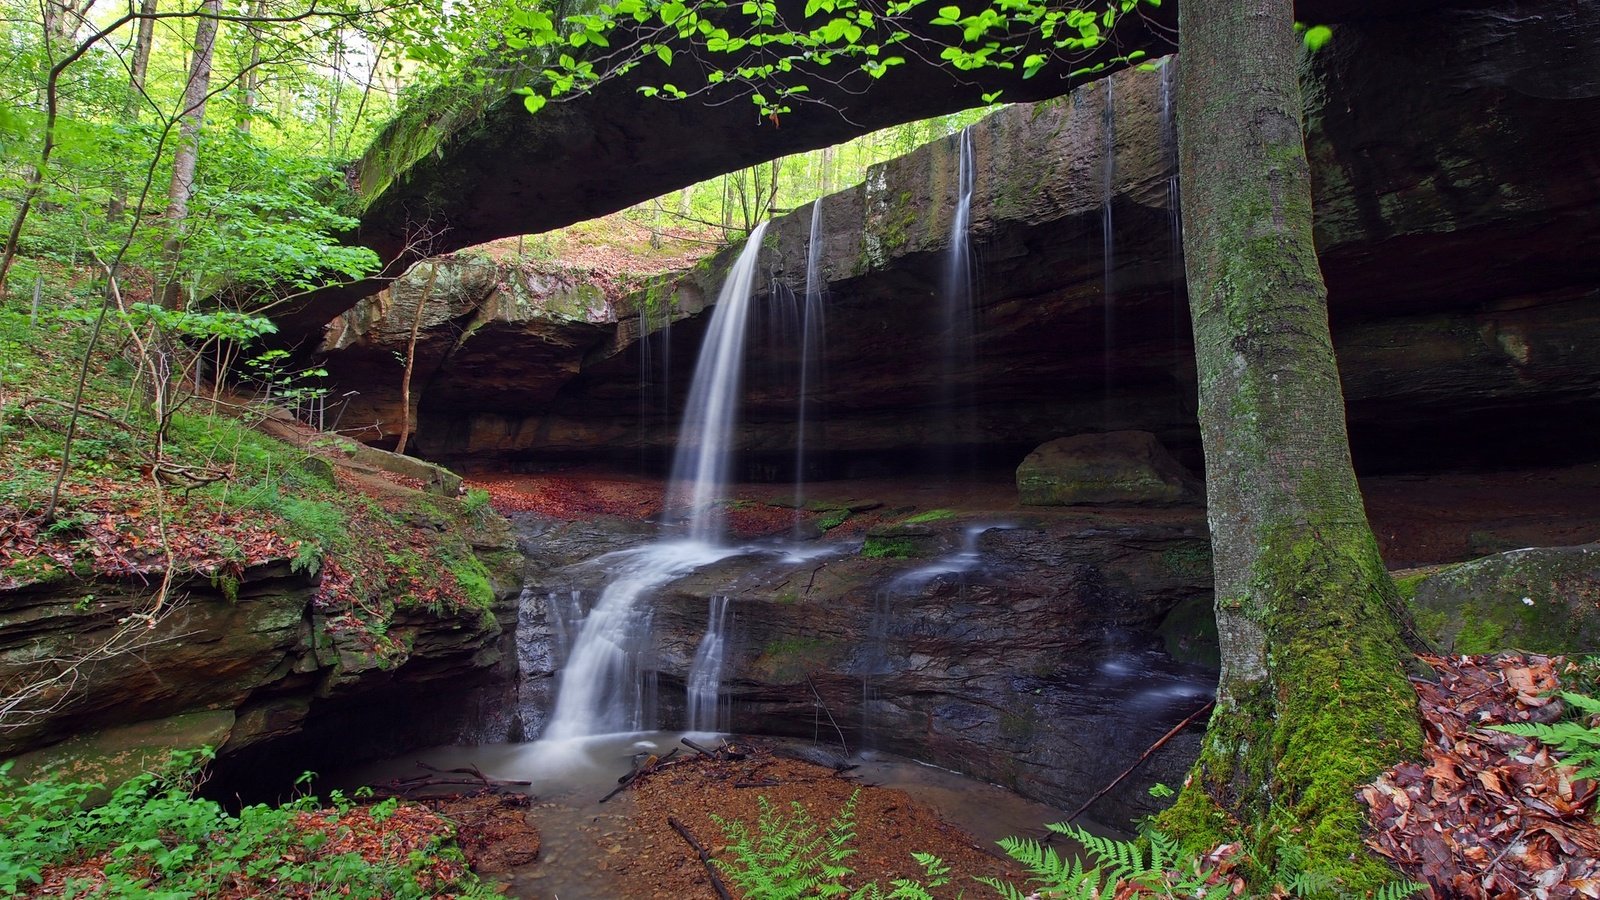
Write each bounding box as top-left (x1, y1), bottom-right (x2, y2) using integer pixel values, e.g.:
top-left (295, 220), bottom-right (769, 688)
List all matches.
top-left (600, 748), bottom-right (682, 803)
top-left (669, 816), bottom-right (734, 900)
top-left (1066, 700), bottom-right (1214, 823)
top-left (682, 736), bottom-right (718, 758)
top-left (600, 772), bottom-right (638, 804)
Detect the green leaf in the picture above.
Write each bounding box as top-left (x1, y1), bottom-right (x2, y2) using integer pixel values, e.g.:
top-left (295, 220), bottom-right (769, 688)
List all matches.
top-left (1303, 24), bottom-right (1334, 50)
top-left (522, 94), bottom-right (547, 114)
top-left (657, 45), bottom-right (673, 65)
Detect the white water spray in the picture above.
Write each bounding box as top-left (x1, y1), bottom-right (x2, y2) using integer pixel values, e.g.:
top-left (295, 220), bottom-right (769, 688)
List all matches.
top-left (542, 224), bottom-right (770, 743)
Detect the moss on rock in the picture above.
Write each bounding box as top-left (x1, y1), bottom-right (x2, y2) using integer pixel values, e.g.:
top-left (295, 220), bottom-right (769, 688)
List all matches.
top-left (1404, 544), bottom-right (1600, 655)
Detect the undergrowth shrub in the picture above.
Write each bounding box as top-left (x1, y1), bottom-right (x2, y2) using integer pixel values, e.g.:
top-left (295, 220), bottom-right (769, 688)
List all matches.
top-left (0, 749), bottom-right (496, 899)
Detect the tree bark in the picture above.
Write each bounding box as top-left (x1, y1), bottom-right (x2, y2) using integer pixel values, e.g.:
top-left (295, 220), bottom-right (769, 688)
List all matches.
top-left (108, 0), bottom-right (158, 220)
top-left (1161, 4), bottom-right (1423, 895)
top-left (239, 0), bottom-right (265, 134)
top-left (161, 0), bottom-right (220, 310)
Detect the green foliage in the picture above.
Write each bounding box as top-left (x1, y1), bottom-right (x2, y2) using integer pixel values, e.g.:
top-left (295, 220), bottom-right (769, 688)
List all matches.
top-left (985, 822), bottom-right (1425, 900)
top-left (816, 508), bottom-right (851, 531)
top-left (0, 750), bottom-right (497, 899)
top-left (1491, 692), bottom-right (1600, 779)
top-left (714, 792), bottom-right (946, 899)
top-left (862, 536), bottom-right (918, 558)
top-left (901, 508), bottom-right (953, 524)
top-left (981, 822), bottom-right (1228, 900)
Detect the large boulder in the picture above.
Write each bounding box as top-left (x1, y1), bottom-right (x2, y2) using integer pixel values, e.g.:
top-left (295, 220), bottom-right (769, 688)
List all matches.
top-left (1016, 431), bottom-right (1201, 507)
top-left (1402, 544), bottom-right (1600, 655)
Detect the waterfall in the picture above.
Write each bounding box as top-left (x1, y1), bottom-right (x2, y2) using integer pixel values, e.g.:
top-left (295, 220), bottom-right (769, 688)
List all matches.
top-left (637, 301), bottom-right (673, 472)
top-left (685, 595), bottom-right (731, 732)
top-left (939, 128), bottom-right (977, 476)
top-left (1101, 79), bottom-right (1118, 420)
top-left (540, 224), bottom-right (769, 743)
top-left (794, 199), bottom-right (827, 516)
top-left (665, 220), bottom-right (771, 542)
top-left (1160, 56), bottom-right (1186, 408)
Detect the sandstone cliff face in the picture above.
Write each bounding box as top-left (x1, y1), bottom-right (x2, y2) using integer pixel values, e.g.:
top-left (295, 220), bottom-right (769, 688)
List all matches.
top-left (317, 258), bottom-right (615, 449)
top-left (316, 0), bottom-right (1600, 480)
top-left (514, 510), bottom-right (1216, 822)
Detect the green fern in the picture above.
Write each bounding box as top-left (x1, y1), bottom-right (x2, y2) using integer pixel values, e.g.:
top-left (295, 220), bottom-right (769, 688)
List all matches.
top-left (714, 792), bottom-right (864, 899)
top-left (1490, 691), bottom-right (1600, 779)
top-left (1371, 881), bottom-right (1430, 900)
top-left (978, 822), bottom-right (1228, 900)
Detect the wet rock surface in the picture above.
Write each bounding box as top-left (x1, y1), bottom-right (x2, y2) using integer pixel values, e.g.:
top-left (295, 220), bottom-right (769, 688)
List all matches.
top-left (1403, 544), bottom-right (1600, 655)
top-left (514, 507), bottom-right (1216, 823)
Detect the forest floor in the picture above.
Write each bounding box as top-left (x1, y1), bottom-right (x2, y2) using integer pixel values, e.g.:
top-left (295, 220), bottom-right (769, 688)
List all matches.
top-left (607, 743), bottom-right (1022, 900)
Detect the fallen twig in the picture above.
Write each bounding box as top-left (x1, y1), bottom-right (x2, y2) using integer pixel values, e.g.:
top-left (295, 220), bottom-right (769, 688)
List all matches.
top-left (1067, 699), bottom-right (1214, 822)
top-left (668, 816), bottom-right (734, 900)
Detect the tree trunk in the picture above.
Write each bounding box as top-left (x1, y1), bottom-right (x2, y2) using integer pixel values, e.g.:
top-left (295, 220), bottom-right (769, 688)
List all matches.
top-left (393, 265), bottom-right (439, 456)
top-left (108, 0), bottom-right (158, 220)
top-left (239, 0), bottom-right (265, 134)
top-left (161, 0), bottom-right (220, 310)
top-left (128, 0), bottom-right (157, 108)
top-left (1161, 4), bottom-right (1423, 895)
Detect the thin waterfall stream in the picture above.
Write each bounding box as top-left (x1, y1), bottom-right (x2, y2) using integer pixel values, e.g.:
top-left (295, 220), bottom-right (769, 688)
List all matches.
top-left (1101, 78), bottom-right (1118, 422)
top-left (541, 222), bottom-right (770, 746)
top-left (794, 198), bottom-right (827, 518)
top-left (938, 127), bottom-right (976, 477)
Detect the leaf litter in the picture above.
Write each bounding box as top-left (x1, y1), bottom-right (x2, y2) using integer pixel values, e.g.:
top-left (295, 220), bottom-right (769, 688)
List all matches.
top-left (1362, 653), bottom-right (1600, 899)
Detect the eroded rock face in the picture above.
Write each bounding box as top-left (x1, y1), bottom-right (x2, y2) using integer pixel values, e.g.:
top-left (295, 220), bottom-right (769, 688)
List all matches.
top-left (514, 510), bottom-right (1216, 823)
top-left (0, 503), bottom-right (524, 794)
top-left (317, 0), bottom-right (1600, 479)
top-left (317, 258), bottom-right (614, 449)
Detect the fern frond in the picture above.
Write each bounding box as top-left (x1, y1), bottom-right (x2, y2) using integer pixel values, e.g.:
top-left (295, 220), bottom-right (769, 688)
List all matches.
top-left (1372, 880), bottom-right (1429, 900)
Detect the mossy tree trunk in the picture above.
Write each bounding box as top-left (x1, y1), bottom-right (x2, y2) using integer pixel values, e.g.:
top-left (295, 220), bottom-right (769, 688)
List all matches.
top-left (1163, 2), bottom-right (1424, 894)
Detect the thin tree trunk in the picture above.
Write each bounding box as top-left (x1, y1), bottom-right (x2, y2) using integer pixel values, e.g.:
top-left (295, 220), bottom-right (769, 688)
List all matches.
top-left (127, 0), bottom-right (156, 110)
top-left (239, 0), bottom-right (265, 133)
top-left (1160, 5), bottom-right (1423, 895)
top-left (393, 265), bottom-right (439, 455)
top-left (108, 0), bottom-right (158, 220)
top-left (161, 0), bottom-right (220, 311)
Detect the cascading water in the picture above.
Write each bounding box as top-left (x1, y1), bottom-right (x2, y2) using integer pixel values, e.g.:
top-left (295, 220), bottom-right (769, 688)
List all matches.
top-left (637, 302), bottom-right (672, 471)
top-left (793, 199), bottom-right (827, 517)
top-left (1160, 56), bottom-right (1186, 412)
top-left (1101, 79), bottom-right (1118, 422)
top-left (938, 128), bottom-right (977, 476)
top-left (541, 223), bottom-right (770, 744)
top-left (666, 220), bottom-right (771, 542)
top-left (685, 595), bottom-right (731, 732)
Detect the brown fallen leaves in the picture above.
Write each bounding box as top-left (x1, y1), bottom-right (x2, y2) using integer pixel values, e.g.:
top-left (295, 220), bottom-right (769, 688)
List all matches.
top-left (0, 477), bottom-right (298, 590)
top-left (1363, 653), bottom-right (1600, 899)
